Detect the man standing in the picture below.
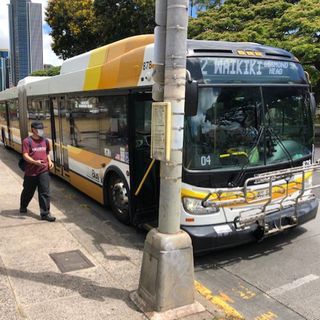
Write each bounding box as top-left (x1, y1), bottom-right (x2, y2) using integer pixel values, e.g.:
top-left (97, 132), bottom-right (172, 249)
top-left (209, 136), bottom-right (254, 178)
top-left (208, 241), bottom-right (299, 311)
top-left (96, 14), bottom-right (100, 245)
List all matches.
top-left (20, 121), bottom-right (56, 222)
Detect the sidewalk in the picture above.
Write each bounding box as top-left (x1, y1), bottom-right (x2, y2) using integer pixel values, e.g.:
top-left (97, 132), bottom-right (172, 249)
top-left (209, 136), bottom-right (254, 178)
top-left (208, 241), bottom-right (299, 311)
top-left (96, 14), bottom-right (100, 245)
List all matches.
top-left (0, 147), bottom-right (221, 320)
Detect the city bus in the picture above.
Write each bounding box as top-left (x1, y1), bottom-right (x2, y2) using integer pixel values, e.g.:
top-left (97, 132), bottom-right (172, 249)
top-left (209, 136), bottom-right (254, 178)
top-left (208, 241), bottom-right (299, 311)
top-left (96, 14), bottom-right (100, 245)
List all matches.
top-left (0, 34), bottom-right (319, 253)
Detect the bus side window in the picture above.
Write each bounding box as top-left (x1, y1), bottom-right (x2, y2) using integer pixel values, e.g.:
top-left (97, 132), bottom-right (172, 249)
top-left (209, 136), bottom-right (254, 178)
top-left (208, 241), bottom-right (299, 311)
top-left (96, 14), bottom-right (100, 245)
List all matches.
top-left (0, 102), bottom-right (6, 127)
top-left (99, 95), bottom-right (128, 162)
top-left (68, 96), bottom-right (99, 154)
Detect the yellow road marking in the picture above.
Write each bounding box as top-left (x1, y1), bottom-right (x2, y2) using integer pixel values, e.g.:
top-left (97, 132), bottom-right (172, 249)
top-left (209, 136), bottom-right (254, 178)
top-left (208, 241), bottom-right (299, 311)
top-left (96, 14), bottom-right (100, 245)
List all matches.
top-left (232, 285), bottom-right (256, 300)
top-left (194, 280), bottom-right (244, 319)
top-left (255, 311), bottom-right (278, 320)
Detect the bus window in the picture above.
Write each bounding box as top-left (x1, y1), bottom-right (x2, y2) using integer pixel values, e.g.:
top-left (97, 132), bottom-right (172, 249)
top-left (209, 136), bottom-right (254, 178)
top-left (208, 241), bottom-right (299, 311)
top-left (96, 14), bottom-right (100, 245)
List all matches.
top-left (38, 99), bottom-right (52, 140)
top-left (69, 97), bottom-right (100, 154)
top-left (8, 100), bottom-right (19, 130)
top-left (263, 87), bottom-right (312, 162)
top-left (68, 95), bottom-right (128, 161)
top-left (99, 95), bottom-right (128, 163)
top-left (184, 87), bottom-right (261, 170)
top-left (0, 102), bottom-right (6, 127)
top-left (27, 99), bottom-right (40, 130)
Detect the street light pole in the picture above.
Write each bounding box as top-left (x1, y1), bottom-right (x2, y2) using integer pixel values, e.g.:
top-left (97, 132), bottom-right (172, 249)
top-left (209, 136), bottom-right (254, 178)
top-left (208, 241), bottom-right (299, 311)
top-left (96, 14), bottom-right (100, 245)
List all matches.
top-left (131, 0), bottom-right (204, 318)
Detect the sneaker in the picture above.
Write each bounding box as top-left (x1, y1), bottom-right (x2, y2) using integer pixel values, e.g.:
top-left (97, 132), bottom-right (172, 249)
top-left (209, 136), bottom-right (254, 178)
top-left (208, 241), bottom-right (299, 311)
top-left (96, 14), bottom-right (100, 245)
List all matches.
top-left (41, 213), bottom-right (56, 222)
top-left (19, 207), bottom-right (27, 214)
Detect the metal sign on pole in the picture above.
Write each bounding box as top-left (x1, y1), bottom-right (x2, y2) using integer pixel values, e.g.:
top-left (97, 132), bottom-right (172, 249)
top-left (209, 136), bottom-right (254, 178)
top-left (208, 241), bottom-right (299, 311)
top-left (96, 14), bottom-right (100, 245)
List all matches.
top-left (131, 0), bottom-right (204, 319)
top-left (151, 101), bottom-right (171, 162)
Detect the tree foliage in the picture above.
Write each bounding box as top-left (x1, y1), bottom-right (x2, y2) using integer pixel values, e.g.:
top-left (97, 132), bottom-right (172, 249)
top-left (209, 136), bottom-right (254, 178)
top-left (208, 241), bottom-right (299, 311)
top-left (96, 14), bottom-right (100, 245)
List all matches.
top-left (31, 66), bottom-right (61, 77)
top-left (188, 0), bottom-right (292, 43)
top-left (93, 0), bottom-right (155, 45)
top-left (46, 0), bottom-right (99, 60)
top-left (46, 0), bottom-right (155, 59)
top-left (188, 0), bottom-right (320, 97)
top-left (276, 0), bottom-right (320, 93)
top-left (189, 0), bottom-right (221, 16)
top-left (46, 0), bottom-right (320, 97)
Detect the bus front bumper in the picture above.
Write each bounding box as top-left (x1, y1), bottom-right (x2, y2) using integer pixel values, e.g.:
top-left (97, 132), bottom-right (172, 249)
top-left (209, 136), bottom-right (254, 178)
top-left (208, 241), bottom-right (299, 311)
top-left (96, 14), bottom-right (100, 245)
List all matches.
top-left (181, 197), bottom-right (319, 255)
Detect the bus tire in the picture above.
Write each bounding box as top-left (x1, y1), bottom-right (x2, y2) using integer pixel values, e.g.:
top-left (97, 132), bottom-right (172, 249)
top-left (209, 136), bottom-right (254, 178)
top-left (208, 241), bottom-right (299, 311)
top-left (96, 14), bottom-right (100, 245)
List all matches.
top-left (107, 173), bottom-right (131, 225)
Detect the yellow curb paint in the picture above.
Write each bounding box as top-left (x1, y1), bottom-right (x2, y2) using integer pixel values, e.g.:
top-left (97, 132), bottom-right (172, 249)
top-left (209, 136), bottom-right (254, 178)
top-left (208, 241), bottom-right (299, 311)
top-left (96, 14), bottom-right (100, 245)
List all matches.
top-left (255, 311), bottom-right (278, 320)
top-left (194, 280), bottom-right (244, 320)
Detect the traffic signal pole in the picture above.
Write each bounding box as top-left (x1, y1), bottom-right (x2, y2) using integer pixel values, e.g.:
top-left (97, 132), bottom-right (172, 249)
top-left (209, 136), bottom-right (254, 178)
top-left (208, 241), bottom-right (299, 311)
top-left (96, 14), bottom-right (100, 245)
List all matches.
top-left (131, 0), bottom-right (204, 318)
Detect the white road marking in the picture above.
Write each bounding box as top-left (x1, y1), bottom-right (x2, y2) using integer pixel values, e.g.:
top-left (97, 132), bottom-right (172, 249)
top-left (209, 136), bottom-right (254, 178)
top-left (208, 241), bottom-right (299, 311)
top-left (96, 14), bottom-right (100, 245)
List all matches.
top-left (266, 274), bottom-right (319, 297)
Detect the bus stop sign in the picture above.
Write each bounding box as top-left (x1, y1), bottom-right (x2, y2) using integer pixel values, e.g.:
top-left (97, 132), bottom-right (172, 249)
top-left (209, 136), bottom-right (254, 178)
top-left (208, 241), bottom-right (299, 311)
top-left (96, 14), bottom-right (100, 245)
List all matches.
top-left (151, 101), bottom-right (171, 162)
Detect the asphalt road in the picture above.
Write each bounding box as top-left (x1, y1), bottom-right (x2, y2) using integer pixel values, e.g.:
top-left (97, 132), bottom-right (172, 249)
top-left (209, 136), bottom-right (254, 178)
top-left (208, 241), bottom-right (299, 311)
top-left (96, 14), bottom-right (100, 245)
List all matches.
top-left (2, 144), bottom-right (320, 320)
top-left (195, 148), bottom-right (320, 320)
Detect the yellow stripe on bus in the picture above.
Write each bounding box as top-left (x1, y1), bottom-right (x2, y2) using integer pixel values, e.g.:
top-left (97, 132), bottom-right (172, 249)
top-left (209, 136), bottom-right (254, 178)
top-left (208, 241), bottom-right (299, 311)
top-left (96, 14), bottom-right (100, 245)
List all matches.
top-left (84, 46), bottom-right (108, 91)
top-left (68, 145), bottom-right (112, 169)
top-left (181, 171), bottom-right (312, 206)
top-left (83, 34), bottom-right (154, 91)
top-left (69, 171), bottom-right (104, 204)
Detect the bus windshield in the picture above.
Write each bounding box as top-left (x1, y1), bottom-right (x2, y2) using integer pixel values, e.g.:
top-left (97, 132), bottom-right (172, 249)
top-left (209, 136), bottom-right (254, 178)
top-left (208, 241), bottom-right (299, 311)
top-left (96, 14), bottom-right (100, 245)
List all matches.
top-left (184, 86), bottom-right (313, 171)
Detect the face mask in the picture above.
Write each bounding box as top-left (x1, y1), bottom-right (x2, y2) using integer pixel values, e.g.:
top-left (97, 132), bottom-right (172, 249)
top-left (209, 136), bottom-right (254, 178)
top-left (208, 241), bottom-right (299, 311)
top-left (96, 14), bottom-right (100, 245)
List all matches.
top-left (37, 129), bottom-right (44, 137)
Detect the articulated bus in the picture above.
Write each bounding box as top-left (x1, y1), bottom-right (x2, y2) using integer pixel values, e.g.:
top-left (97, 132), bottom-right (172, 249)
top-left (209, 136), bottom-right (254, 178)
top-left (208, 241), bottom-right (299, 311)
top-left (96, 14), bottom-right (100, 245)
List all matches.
top-left (1, 35), bottom-right (319, 253)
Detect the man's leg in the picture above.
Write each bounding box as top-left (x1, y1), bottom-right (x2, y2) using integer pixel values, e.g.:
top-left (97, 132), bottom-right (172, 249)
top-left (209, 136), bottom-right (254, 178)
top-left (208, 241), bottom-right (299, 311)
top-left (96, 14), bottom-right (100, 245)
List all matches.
top-left (20, 175), bottom-right (37, 212)
top-left (38, 171), bottom-right (55, 221)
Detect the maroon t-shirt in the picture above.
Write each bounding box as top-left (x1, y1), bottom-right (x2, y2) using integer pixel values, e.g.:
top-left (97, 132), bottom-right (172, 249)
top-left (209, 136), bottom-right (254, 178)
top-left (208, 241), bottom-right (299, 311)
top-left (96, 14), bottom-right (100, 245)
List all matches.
top-left (22, 136), bottom-right (50, 176)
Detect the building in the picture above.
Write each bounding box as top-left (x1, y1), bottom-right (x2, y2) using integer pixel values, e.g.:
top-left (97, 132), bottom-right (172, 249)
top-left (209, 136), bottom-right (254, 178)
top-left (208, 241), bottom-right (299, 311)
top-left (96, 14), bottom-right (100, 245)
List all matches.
top-left (0, 50), bottom-right (10, 91)
top-left (8, 0), bottom-right (43, 86)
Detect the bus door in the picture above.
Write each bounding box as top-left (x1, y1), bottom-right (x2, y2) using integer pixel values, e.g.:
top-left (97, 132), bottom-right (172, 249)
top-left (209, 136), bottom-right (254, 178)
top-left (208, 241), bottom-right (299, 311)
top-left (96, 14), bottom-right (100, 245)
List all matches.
top-left (6, 100), bottom-right (17, 147)
top-left (51, 96), bottom-right (70, 180)
top-left (2, 101), bottom-right (11, 146)
top-left (129, 93), bottom-right (160, 225)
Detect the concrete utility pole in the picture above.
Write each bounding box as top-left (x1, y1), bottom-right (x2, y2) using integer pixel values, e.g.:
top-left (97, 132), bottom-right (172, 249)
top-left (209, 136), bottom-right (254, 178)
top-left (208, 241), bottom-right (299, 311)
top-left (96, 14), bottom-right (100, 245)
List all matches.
top-left (131, 0), bottom-right (204, 318)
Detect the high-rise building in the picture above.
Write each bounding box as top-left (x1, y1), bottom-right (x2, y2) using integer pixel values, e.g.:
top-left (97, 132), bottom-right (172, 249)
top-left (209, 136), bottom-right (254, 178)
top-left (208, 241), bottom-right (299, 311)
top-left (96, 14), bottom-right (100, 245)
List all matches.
top-left (8, 0), bottom-right (43, 86)
top-left (0, 50), bottom-right (10, 91)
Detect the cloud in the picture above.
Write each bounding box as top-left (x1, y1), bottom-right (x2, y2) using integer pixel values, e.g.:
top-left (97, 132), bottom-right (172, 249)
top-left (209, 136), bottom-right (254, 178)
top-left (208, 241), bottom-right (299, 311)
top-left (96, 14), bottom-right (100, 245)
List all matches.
top-left (43, 32), bottom-right (61, 66)
top-left (0, 0), bottom-right (9, 49)
top-left (0, 0), bottom-right (62, 66)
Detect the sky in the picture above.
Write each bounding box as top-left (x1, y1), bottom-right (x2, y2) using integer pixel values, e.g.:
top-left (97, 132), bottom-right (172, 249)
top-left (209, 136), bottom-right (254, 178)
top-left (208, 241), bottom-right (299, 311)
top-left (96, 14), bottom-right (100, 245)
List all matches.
top-left (0, 0), bottom-right (62, 66)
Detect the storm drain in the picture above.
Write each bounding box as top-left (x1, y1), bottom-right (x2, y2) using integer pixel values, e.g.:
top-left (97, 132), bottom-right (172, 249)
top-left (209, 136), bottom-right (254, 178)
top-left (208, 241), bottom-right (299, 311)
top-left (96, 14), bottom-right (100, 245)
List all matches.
top-left (49, 250), bottom-right (95, 273)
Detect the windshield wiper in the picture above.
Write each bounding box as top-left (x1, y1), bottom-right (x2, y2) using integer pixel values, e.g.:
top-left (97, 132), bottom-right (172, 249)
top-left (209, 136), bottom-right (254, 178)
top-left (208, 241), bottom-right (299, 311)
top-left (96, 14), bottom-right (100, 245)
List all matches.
top-left (267, 127), bottom-right (294, 168)
top-left (227, 126), bottom-right (294, 188)
top-left (227, 125), bottom-right (265, 188)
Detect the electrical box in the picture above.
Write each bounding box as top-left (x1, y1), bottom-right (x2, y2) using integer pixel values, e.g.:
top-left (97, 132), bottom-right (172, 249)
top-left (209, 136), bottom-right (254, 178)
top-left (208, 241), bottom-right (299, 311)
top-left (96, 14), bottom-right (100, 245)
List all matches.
top-left (151, 102), bottom-right (171, 162)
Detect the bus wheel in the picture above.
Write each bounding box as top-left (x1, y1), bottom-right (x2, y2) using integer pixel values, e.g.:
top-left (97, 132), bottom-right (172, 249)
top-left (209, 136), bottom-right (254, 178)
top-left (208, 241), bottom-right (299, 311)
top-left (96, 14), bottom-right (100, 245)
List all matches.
top-left (107, 173), bottom-right (130, 224)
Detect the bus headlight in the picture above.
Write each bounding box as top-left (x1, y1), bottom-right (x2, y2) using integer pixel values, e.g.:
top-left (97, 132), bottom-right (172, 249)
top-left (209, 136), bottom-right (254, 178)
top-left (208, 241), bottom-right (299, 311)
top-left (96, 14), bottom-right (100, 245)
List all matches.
top-left (182, 197), bottom-right (220, 215)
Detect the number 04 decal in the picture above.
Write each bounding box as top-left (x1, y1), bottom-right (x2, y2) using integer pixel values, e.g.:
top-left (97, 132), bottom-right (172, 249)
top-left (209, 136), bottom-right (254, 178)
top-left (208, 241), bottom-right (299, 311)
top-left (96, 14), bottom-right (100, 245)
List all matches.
top-left (201, 155), bottom-right (211, 166)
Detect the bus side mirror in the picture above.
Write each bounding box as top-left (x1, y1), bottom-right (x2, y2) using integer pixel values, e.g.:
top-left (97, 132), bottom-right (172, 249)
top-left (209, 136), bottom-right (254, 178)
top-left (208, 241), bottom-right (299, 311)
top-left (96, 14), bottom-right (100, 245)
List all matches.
top-left (310, 92), bottom-right (317, 116)
top-left (185, 80), bottom-right (198, 117)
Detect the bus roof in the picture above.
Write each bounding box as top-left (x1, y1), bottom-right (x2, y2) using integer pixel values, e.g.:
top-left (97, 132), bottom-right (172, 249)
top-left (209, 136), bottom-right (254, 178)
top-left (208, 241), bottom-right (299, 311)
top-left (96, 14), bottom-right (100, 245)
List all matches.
top-left (0, 86), bottom-right (18, 101)
top-left (187, 39), bottom-right (296, 61)
top-left (60, 34), bottom-right (154, 75)
top-left (0, 35), bottom-right (298, 100)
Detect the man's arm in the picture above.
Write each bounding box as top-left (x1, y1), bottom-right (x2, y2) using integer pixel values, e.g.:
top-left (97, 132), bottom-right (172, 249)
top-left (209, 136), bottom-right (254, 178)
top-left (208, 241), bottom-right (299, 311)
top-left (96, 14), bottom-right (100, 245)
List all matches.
top-left (47, 154), bottom-right (54, 169)
top-left (23, 153), bottom-right (45, 167)
top-left (46, 140), bottom-right (54, 170)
